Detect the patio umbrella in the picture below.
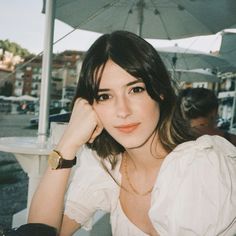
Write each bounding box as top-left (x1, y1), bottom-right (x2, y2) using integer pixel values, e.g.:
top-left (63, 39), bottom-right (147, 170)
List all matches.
top-left (15, 95), bottom-right (39, 102)
top-left (2, 96), bottom-right (18, 101)
top-left (39, 0), bottom-right (236, 143)
top-left (53, 0), bottom-right (236, 39)
top-left (157, 45), bottom-right (236, 73)
top-left (219, 30), bottom-right (236, 66)
top-left (173, 68), bottom-right (220, 83)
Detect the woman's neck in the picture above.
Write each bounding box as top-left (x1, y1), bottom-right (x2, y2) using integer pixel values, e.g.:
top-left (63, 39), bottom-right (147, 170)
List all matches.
top-left (124, 133), bottom-right (168, 172)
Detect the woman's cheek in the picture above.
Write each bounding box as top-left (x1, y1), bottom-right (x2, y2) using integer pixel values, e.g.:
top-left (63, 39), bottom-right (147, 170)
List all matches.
top-left (94, 106), bottom-right (109, 126)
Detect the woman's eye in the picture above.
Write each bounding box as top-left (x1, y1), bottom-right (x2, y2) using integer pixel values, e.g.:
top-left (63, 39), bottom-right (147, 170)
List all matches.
top-left (130, 86), bottom-right (145, 94)
top-left (96, 94), bottom-right (111, 101)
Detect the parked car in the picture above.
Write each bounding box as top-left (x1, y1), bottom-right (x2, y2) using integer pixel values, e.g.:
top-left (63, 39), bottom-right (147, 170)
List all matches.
top-left (30, 112), bottom-right (71, 127)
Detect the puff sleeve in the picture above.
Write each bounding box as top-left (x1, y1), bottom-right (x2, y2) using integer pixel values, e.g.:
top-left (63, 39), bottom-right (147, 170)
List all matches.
top-left (64, 146), bottom-right (117, 230)
top-left (149, 135), bottom-right (236, 236)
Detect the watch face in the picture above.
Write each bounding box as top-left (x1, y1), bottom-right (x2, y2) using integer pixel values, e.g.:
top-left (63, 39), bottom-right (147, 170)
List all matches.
top-left (48, 151), bottom-right (60, 170)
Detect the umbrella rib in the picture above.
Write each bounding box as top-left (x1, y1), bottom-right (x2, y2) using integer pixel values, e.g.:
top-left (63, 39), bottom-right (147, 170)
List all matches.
top-left (122, 1), bottom-right (136, 31)
top-left (53, 2), bottom-right (120, 47)
top-left (72, 0), bottom-right (119, 30)
top-left (150, 0), bottom-right (171, 39)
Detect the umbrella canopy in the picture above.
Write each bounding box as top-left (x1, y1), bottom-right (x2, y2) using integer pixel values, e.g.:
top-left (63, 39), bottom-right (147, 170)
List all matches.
top-left (1, 95), bottom-right (39, 102)
top-left (157, 45), bottom-right (236, 73)
top-left (53, 0), bottom-right (236, 39)
top-left (2, 96), bottom-right (18, 101)
top-left (219, 30), bottom-right (236, 66)
top-left (39, 0), bottom-right (236, 143)
top-left (174, 68), bottom-right (220, 83)
top-left (16, 95), bottom-right (39, 102)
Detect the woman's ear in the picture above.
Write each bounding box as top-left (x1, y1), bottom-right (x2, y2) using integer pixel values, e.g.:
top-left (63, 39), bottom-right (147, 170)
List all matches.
top-left (160, 94), bottom-right (164, 100)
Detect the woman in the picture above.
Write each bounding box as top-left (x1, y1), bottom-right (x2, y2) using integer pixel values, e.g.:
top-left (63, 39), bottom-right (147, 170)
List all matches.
top-left (178, 87), bottom-right (236, 146)
top-left (26, 31), bottom-right (236, 236)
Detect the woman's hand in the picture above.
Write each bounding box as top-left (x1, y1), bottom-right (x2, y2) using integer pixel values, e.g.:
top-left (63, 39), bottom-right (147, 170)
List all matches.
top-left (56, 98), bottom-right (103, 158)
top-left (28, 99), bottom-right (98, 229)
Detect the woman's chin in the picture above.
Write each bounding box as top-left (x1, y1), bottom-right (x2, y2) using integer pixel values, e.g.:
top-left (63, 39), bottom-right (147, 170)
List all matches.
top-left (118, 139), bottom-right (148, 150)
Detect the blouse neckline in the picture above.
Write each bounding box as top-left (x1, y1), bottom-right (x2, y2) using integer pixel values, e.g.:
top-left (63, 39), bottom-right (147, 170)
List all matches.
top-left (117, 200), bottom-right (150, 235)
top-left (114, 153), bottom-right (158, 236)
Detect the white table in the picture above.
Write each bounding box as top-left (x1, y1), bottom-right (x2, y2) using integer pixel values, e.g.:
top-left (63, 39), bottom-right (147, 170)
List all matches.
top-left (0, 127), bottom-right (112, 235)
top-left (0, 136), bottom-right (51, 227)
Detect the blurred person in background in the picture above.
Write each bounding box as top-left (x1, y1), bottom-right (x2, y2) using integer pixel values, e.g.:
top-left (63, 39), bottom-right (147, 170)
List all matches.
top-left (178, 87), bottom-right (236, 146)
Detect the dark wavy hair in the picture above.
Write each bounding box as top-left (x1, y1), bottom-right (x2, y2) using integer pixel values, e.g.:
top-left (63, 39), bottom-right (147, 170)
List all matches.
top-left (72, 30), bottom-right (193, 168)
top-left (178, 87), bottom-right (219, 119)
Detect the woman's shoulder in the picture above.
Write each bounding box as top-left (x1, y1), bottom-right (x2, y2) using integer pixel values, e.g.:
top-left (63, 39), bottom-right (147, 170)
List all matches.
top-left (159, 135), bottom-right (236, 179)
top-left (174, 134), bottom-right (235, 153)
top-left (171, 134), bottom-right (235, 159)
top-left (150, 135), bottom-right (236, 235)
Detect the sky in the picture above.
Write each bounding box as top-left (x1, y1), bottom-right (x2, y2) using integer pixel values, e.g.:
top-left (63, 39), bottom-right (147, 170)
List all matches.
top-left (0, 0), bottom-right (101, 54)
top-left (0, 0), bottom-right (231, 55)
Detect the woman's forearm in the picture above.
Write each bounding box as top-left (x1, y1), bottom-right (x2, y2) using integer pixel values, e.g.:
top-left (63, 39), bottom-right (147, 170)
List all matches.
top-left (27, 98), bottom-right (103, 230)
top-left (27, 167), bottom-right (72, 229)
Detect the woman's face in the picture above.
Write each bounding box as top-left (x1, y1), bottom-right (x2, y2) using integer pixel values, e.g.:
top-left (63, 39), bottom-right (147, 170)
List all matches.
top-left (93, 60), bottom-right (160, 149)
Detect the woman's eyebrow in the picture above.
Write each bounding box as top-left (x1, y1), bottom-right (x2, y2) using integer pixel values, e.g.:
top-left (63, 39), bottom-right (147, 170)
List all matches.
top-left (98, 88), bottom-right (109, 92)
top-left (126, 79), bottom-right (143, 87)
top-left (98, 79), bottom-right (143, 92)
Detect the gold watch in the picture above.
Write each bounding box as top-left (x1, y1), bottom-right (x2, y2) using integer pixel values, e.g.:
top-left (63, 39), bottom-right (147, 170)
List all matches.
top-left (48, 150), bottom-right (76, 170)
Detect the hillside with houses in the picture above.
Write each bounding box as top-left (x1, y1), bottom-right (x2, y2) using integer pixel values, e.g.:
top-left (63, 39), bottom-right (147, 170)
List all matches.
top-left (0, 40), bottom-right (85, 114)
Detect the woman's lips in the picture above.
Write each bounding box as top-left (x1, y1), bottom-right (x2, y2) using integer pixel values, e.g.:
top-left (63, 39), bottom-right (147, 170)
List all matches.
top-left (115, 123), bottom-right (140, 133)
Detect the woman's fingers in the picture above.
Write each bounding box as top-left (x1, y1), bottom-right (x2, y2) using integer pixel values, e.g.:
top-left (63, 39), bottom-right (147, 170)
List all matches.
top-left (59, 97), bottom-right (103, 147)
top-left (88, 120), bottom-right (104, 143)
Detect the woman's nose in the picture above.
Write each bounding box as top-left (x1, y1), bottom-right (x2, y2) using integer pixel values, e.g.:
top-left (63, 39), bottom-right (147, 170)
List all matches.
top-left (116, 96), bottom-right (131, 119)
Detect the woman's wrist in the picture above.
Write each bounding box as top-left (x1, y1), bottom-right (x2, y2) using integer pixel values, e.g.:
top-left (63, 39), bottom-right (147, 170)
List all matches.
top-left (55, 142), bottom-right (81, 160)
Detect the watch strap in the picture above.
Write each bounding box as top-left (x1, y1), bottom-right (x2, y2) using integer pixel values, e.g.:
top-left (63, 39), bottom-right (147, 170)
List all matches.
top-left (54, 149), bottom-right (76, 169)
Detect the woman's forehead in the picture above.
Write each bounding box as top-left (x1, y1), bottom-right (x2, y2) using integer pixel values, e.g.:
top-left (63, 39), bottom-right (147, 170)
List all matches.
top-left (98, 61), bottom-right (139, 86)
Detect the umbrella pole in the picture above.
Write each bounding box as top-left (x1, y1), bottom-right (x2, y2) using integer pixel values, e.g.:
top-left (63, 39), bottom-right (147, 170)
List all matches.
top-left (230, 83), bottom-right (236, 131)
top-left (38, 0), bottom-right (55, 144)
top-left (137, 0), bottom-right (144, 36)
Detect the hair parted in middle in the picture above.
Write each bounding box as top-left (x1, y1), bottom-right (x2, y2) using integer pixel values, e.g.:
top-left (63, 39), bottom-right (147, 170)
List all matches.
top-left (72, 30), bottom-right (193, 168)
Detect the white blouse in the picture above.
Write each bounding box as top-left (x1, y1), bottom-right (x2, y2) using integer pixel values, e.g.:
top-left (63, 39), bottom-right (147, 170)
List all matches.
top-left (64, 135), bottom-right (236, 236)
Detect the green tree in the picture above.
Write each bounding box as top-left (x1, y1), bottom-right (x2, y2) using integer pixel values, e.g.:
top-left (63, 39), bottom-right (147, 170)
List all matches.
top-left (0, 39), bottom-right (32, 57)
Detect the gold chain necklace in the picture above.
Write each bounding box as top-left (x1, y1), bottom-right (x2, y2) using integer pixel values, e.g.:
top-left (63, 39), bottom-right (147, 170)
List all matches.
top-left (123, 154), bottom-right (153, 196)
